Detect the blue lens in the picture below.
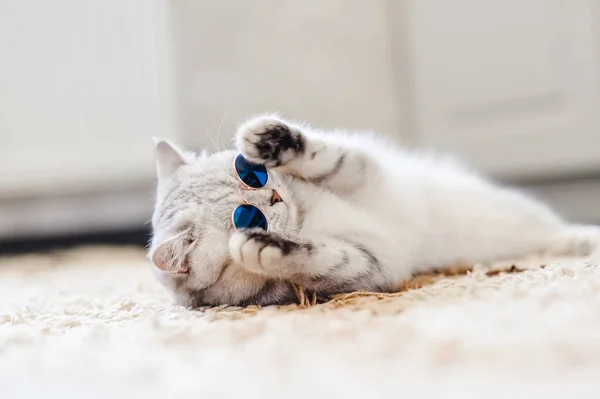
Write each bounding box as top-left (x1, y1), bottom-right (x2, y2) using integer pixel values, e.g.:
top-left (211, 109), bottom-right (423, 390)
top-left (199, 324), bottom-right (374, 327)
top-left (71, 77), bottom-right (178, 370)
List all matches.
top-left (233, 204), bottom-right (268, 231)
top-left (235, 154), bottom-right (268, 188)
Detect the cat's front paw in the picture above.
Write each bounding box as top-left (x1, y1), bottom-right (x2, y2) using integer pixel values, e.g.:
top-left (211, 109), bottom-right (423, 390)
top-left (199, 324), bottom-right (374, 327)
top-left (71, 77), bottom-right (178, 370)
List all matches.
top-left (229, 229), bottom-right (304, 276)
top-left (236, 115), bottom-right (305, 168)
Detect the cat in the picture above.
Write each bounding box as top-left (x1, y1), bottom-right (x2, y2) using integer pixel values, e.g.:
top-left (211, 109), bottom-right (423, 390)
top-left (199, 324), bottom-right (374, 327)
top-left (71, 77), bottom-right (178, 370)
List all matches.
top-left (149, 113), bottom-right (600, 307)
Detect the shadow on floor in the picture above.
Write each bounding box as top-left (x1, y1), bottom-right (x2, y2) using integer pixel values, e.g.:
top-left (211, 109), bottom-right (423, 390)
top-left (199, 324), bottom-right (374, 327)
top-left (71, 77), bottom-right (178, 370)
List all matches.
top-left (0, 227), bottom-right (150, 255)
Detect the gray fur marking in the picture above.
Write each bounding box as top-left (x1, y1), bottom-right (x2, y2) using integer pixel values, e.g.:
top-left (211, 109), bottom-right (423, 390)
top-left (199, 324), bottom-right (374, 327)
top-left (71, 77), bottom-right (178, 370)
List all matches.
top-left (308, 153), bottom-right (346, 185)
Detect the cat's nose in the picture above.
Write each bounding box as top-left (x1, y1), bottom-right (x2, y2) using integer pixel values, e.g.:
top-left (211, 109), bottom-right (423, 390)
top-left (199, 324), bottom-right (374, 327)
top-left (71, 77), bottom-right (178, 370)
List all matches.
top-left (271, 189), bottom-right (283, 205)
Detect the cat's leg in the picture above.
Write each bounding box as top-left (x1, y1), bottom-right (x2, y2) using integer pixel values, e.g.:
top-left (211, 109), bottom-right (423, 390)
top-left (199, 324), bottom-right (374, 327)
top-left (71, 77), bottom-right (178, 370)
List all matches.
top-left (419, 183), bottom-right (600, 273)
top-left (229, 229), bottom-right (389, 293)
top-left (549, 224), bottom-right (600, 259)
top-left (236, 114), bottom-right (373, 194)
top-left (486, 191), bottom-right (600, 260)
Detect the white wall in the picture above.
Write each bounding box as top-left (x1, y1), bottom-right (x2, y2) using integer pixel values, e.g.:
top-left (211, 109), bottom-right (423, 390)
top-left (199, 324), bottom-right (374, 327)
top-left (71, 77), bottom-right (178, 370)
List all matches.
top-left (0, 0), bottom-right (180, 197)
top-left (0, 0), bottom-right (180, 238)
top-left (406, 0), bottom-right (600, 180)
top-left (169, 0), bottom-right (413, 150)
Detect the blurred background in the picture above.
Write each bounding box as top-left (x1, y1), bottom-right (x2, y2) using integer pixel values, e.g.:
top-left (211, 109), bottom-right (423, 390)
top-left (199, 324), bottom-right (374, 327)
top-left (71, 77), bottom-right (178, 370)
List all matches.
top-left (1, 0), bottom-right (599, 253)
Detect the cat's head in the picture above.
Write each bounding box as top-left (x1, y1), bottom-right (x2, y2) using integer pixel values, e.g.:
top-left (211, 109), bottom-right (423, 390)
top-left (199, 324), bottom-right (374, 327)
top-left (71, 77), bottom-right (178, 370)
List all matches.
top-left (148, 140), bottom-right (298, 306)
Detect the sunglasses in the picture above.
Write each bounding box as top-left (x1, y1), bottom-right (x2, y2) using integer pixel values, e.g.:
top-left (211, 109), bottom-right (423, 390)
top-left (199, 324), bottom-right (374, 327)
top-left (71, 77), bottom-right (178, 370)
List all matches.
top-left (231, 154), bottom-right (270, 231)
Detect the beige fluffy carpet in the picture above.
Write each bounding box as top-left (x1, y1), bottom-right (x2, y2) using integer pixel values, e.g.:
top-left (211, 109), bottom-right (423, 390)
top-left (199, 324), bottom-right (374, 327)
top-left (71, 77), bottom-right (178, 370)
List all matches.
top-left (1, 246), bottom-right (600, 398)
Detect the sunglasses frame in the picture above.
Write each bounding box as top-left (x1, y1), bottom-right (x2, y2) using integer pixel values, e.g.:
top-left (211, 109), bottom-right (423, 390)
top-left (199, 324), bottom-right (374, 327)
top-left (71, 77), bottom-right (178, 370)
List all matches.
top-left (231, 154), bottom-right (270, 232)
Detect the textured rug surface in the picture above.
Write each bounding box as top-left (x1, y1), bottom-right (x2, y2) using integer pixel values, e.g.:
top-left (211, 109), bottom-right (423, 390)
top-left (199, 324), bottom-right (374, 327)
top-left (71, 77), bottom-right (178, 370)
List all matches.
top-left (1, 246), bottom-right (600, 398)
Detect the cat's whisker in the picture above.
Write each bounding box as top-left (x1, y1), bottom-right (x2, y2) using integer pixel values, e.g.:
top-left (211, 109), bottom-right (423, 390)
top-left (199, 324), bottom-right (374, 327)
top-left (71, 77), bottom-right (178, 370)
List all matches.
top-left (273, 225), bottom-right (299, 239)
top-left (202, 123), bottom-right (218, 153)
top-left (216, 112), bottom-right (228, 152)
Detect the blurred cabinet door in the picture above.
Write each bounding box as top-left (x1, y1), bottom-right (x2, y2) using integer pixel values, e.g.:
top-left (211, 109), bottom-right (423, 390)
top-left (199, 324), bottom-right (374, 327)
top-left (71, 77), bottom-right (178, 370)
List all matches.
top-left (407, 0), bottom-right (600, 179)
top-left (0, 0), bottom-right (178, 197)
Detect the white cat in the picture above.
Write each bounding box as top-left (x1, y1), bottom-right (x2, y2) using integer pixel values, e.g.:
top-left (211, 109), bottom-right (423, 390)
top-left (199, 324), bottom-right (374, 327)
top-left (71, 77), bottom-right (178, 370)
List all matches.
top-left (149, 113), bottom-right (600, 307)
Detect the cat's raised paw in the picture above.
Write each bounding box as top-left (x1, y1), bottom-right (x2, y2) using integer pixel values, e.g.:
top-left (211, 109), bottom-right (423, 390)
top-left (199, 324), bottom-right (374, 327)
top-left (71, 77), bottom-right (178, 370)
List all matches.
top-left (229, 229), bottom-right (308, 276)
top-left (236, 115), bottom-right (305, 167)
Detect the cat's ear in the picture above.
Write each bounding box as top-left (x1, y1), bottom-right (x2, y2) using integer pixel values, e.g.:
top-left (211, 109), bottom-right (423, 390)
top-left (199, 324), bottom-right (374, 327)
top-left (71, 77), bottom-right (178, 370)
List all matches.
top-left (150, 231), bottom-right (193, 274)
top-left (154, 139), bottom-right (187, 179)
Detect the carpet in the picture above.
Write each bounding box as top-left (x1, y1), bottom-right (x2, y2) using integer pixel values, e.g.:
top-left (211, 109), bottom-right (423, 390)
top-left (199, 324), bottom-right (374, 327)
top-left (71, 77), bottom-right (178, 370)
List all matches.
top-left (1, 246), bottom-right (600, 398)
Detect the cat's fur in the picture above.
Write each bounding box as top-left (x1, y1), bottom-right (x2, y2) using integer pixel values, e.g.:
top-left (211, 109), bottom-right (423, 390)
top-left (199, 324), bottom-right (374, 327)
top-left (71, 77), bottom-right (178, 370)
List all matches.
top-left (149, 113), bottom-right (600, 307)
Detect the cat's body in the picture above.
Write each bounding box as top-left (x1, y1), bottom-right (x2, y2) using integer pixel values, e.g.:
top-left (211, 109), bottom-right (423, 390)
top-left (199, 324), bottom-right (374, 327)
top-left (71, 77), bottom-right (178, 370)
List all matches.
top-left (149, 114), bottom-right (600, 307)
